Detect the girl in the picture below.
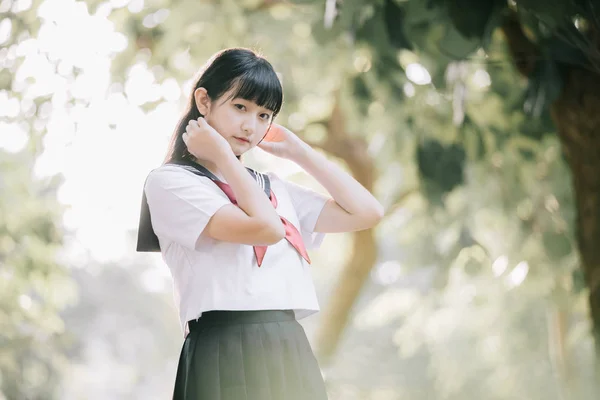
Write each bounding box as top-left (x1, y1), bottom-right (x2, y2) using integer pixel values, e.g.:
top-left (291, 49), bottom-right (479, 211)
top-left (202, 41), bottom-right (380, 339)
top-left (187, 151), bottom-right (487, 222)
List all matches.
top-left (138, 48), bottom-right (383, 400)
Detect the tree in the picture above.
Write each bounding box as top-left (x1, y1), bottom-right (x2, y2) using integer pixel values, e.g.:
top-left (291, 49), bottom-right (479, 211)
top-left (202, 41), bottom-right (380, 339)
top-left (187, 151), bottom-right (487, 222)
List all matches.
top-left (0, 146), bottom-right (72, 398)
top-left (295, 0), bottom-right (600, 364)
top-left (2, 3), bottom-right (93, 398)
top-left (5, 0), bottom-right (597, 397)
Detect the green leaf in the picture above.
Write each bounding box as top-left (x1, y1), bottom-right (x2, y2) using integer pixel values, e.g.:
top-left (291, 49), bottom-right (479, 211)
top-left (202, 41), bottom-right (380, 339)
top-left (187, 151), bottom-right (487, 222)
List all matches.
top-left (516, 0), bottom-right (577, 31)
top-left (461, 116), bottom-right (486, 160)
top-left (542, 231), bottom-right (573, 261)
top-left (383, 0), bottom-right (413, 50)
top-left (542, 231), bottom-right (572, 261)
top-left (436, 22), bottom-right (482, 60)
top-left (417, 139), bottom-right (465, 194)
top-left (445, 0), bottom-right (501, 39)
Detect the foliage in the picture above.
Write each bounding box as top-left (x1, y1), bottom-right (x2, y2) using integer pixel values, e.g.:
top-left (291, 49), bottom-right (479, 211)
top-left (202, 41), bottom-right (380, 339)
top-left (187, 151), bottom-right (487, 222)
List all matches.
top-left (0, 152), bottom-right (72, 397)
top-left (57, 256), bottom-right (181, 399)
top-left (2, 0), bottom-right (599, 398)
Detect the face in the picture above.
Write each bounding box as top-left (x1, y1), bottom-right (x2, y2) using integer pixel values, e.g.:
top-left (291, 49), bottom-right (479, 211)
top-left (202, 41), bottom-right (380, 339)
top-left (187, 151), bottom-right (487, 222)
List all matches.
top-left (194, 87), bottom-right (274, 156)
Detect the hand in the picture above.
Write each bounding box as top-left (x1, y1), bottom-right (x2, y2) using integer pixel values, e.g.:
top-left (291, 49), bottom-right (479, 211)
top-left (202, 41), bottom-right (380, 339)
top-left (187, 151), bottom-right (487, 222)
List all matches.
top-left (257, 124), bottom-right (308, 161)
top-left (183, 118), bottom-right (231, 163)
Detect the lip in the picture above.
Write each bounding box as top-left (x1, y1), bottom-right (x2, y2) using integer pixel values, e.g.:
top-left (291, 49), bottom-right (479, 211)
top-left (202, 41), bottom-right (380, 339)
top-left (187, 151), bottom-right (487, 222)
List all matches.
top-left (234, 137), bottom-right (250, 143)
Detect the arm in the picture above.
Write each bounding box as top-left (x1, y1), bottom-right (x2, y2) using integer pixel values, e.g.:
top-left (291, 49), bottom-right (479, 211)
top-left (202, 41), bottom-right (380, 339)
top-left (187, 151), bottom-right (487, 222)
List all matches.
top-left (291, 143), bottom-right (384, 233)
top-left (145, 165), bottom-right (284, 250)
top-left (203, 150), bottom-right (285, 245)
top-left (258, 124), bottom-right (384, 234)
top-left (181, 117), bottom-right (285, 246)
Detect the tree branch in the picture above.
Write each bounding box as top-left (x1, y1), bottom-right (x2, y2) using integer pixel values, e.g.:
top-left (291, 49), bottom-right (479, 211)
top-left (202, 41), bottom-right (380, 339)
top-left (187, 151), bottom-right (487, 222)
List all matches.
top-left (384, 187), bottom-right (419, 218)
top-left (500, 9), bottom-right (541, 78)
top-left (327, 90), bottom-right (348, 140)
top-left (302, 134), bottom-right (361, 161)
top-left (252, 0), bottom-right (304, 11)
top-left (302, 138), bottom-right (335, 155)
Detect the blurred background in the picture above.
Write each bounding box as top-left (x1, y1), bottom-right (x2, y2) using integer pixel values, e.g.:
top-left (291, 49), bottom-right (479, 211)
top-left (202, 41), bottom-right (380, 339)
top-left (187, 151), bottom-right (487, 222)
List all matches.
top-left (3, 0), bottom-right (600, 399)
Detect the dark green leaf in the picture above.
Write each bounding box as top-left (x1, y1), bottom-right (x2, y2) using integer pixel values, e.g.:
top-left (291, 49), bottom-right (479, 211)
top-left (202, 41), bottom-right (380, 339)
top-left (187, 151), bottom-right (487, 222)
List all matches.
top-left (445, 0), bottom-right (500, 39)
top-left (542, 231), bottom-right (573, 260)
top-left (383, 0), bottom-right (413, 50)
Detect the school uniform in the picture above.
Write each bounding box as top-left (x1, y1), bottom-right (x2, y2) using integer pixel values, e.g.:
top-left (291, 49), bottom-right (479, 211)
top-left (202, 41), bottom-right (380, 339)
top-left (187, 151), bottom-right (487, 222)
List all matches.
top-left (137, 161), bottom-right (329, 400)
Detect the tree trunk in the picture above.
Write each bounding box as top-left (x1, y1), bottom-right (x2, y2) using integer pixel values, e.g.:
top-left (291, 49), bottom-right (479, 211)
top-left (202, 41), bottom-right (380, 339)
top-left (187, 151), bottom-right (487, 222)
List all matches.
top-left (308, 97), bottom-right (380, 363)
top-left (501, 11), bottom-right (600, 361)
top-left (547, 305), bottom-right (570, 399)
top-left (314, 152), bottom-right (378, 363)
top-left (315, 228), bottom-right (378, 363)
top-left (550, 67), bottom-right (600, 360)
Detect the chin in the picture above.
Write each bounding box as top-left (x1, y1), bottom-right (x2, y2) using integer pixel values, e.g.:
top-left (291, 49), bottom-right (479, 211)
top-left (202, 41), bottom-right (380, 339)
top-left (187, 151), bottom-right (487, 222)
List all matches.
top-left (230, 144), bottom-right (252, 158)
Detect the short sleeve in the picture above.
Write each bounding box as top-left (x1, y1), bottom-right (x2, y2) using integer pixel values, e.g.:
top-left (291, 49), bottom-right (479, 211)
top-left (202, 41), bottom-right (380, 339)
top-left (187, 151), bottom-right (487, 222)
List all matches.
top-left (269, 173), bottom-right (329, 250)
top-left (144, 166), bottom-right (231, 250)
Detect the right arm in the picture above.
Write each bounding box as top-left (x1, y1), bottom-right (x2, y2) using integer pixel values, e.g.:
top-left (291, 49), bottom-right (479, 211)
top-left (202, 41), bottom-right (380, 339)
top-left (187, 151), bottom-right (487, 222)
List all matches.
top-left (203, 150), bottom-right (284, 245)
top-left (182, 117), bottom-right (284, 246)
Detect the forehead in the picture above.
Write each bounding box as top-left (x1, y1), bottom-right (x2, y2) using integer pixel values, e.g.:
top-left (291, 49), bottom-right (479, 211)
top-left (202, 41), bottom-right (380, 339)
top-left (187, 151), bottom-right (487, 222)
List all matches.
top-left (218, 74), bottom-right (281, 114)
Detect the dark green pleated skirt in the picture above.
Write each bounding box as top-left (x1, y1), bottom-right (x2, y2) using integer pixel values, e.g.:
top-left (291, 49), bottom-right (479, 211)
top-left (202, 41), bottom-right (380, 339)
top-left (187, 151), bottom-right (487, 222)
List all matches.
top-left (173, 310), bottom-right (328, 400)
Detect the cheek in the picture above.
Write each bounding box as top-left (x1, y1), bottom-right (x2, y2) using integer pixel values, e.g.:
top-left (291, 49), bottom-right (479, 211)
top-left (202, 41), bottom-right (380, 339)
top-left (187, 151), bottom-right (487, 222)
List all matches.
top-left (210, 109), bottom-right (236, 136)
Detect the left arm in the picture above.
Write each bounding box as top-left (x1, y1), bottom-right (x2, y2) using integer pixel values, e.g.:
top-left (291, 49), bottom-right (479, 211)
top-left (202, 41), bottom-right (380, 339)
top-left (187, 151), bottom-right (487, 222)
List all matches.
top-left (259, 125), bottom-right (384, 233)
top-left (292, 142), bottom-right (383, 233)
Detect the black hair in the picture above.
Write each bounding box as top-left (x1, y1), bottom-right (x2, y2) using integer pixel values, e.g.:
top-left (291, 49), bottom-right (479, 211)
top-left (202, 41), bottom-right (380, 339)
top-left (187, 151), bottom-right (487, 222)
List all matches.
top-left (164, 48), bottom-right (283, 164)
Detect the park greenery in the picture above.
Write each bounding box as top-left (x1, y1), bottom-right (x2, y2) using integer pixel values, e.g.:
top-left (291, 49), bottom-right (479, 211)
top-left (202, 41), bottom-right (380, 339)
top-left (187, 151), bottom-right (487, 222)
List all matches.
top-left (2, 0), bottom-right (599, 398)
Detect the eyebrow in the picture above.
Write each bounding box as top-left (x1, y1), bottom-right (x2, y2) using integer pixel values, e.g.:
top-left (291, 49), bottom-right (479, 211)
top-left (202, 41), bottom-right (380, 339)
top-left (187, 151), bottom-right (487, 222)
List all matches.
top-left (232, 98), bottom-right (273, 114)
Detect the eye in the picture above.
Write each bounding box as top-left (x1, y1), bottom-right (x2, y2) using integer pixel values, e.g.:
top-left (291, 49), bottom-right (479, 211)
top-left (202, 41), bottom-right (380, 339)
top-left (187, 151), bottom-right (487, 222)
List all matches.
top-left (260, 113), bottom-right (272, 121)
top-left (234, 104), bottom-right (246, 111)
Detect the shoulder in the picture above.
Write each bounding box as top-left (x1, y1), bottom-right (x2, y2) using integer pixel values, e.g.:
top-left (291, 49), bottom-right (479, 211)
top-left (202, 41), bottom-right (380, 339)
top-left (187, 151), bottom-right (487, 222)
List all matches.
top-left (144, 164), bottom-right (217, 193)
top-left (265, 171), bottom-right (285, 184)
top-left (265, 172), bottom-right (291, 193)
top-left (147, 164), bottom-right (195, 180)
top-left (264, 171), bottom-right (310, 192)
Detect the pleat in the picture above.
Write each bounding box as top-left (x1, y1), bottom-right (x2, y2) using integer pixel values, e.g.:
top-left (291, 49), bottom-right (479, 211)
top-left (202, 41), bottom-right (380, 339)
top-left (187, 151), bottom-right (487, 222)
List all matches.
top-left (172, 313), bottom-right (329, 400)
top-left (293, 322), bottom-right (328, 399)
top-left (189, 326), bottom-right (221, 399)
top-left (241, 322), bottom-right (272, 399)
top-left (260, 321), bottom-right (286, 399)
top-left (218, 323), bottom-right (248, 400)
top-left (288, 322), bottom-right (310, 398)
top-left (278, 321), bottom-right (305, 399)
top-left (172, 336), bottom-right (188, 400)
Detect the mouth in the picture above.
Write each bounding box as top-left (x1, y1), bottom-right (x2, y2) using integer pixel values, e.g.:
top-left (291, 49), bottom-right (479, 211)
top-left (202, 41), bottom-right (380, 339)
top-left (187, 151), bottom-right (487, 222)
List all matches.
top-left (233, 137), bottom-right (250, 144)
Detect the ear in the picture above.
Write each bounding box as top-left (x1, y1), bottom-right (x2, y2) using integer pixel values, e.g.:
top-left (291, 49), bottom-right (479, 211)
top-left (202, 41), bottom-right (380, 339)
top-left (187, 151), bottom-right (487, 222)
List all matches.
top-left (194, 87), bottom-right (211, 116)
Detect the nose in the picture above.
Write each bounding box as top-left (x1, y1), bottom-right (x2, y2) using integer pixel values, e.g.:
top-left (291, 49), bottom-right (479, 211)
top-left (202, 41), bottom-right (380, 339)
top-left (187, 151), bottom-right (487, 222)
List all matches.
top-left (241, 117), bottom-right (256, 136)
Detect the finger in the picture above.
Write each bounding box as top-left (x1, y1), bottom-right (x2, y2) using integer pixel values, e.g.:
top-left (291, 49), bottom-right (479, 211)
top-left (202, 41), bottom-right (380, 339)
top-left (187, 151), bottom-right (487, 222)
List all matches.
top-left (197, 117), bottom-right (208, 127)
top-left (186, 124), bottom-right (198, 136)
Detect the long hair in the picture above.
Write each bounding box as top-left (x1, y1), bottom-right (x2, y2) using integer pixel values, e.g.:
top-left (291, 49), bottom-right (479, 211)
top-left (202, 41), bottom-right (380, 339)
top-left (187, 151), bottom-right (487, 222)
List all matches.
top-left (164, 48), bottom-right (284, 164)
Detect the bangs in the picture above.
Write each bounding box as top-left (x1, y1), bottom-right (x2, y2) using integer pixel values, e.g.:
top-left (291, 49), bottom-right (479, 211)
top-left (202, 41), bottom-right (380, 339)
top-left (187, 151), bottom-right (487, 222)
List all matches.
top-left (226, 64), bottom-right (283, 115)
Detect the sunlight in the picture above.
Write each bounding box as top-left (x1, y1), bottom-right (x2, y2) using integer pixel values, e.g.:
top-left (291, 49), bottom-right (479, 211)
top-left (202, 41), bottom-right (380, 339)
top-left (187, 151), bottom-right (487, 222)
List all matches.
top-left (405, 63), bottom-right (431, 85)
top-left (6, 0), bottom-right (175, 263)
top-left (0, 17), bottom-right (11, 45)
top-left (507, 261), bottom-right (529, 288)
top-left (472, 69), bottom-right (491, 88)
top-left (0, 122), bottom-right (29, 153)
top-left (492, 255), bottom-right (508, 277)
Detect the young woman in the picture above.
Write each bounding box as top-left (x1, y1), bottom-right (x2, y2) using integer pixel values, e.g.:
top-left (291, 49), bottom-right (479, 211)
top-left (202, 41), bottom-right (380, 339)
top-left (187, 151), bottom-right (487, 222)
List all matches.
top-left (139, 48), bottom-right (383, 400)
